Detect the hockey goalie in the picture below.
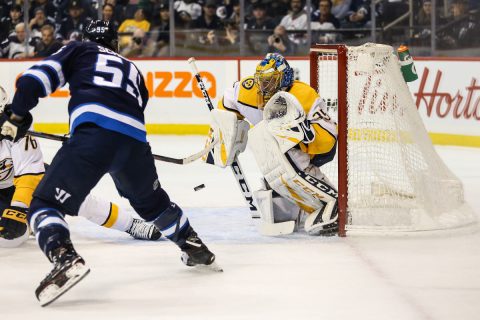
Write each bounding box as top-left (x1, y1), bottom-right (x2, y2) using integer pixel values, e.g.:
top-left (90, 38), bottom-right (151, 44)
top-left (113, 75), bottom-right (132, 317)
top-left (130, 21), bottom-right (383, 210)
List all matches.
top-left (204, 53), bottom-right (338, 236)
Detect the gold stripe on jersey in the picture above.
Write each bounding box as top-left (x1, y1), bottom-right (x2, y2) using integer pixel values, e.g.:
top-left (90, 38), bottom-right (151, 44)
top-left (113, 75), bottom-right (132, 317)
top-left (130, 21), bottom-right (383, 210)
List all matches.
top-left (299, 123), bottom-right (337, 156)
top-left (102, 203), bottom-right (119, 228)
top-left (12, 173), bottom-right (44, 207)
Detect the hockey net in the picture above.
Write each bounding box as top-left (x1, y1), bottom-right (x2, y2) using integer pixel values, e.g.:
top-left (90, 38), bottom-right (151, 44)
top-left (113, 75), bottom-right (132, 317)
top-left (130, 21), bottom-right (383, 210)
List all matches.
top-left (309, 43), bottom-right (476, 236)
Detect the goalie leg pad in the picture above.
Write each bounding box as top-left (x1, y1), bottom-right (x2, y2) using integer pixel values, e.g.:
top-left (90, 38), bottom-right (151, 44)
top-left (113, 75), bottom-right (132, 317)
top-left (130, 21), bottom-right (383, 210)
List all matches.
top-left (304, 200), bottom-right (338, 236)
top-left (249, 121), bottom-right (336, 213)
top-left (254, 188), bottom-right (296, 236)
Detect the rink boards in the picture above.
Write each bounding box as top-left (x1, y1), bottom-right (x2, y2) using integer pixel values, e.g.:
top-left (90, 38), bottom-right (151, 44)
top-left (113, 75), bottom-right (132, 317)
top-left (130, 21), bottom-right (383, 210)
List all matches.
top-left (0, 56), bottom-right (478, 147)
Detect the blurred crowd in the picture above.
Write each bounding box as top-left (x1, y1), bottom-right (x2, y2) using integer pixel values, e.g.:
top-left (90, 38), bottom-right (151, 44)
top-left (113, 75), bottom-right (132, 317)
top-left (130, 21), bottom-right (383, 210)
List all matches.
top-left (0, 0), bottom-right (479, 58)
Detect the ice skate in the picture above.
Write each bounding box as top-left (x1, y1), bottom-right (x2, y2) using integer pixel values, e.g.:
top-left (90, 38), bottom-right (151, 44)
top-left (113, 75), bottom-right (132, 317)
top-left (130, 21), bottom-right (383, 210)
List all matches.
top-left (127, 218), bottom-right (162, 240)
top-left (180, 231), bottom-right (222, 272)
top-left (35, 244), bottom-right (90, 307)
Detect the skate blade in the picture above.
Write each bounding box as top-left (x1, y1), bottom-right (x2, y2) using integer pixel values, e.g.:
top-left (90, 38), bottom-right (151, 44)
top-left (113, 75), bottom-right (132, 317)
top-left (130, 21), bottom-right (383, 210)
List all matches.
top-left (38, 263), bottom-right (90, 307)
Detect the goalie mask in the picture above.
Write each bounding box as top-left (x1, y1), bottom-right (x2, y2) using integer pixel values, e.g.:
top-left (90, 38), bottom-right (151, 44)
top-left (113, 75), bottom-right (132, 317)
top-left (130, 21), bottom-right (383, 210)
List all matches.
top-left (254, 53), bottom-right (294, 108)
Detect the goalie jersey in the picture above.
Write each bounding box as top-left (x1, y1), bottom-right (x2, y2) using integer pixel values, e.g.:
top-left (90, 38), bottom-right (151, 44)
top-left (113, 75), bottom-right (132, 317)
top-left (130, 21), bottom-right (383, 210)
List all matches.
top-left (218, 77), bottom-right (338, 165)
top-left (0, 136), bottom-right (45, 207)
top-left (10, 41), bottom-right (149, 142)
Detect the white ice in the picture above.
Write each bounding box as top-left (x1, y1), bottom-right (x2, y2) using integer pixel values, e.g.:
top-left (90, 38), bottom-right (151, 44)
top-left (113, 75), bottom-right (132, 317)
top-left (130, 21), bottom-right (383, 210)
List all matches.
top-left (1, 135), bottom-right (480, 320)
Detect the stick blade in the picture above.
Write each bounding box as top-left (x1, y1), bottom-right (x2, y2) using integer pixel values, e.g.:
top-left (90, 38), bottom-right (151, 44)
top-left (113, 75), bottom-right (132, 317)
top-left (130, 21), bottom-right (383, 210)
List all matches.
top-left (259, 221), bottom-right (295, 236)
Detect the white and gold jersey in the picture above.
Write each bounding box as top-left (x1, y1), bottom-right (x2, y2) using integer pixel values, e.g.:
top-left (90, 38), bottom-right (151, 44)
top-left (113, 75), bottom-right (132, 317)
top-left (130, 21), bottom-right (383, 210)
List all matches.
top-left (218, 76), bottom-right (337, 158)
top-left (0, 136), bottom-right (45, 206)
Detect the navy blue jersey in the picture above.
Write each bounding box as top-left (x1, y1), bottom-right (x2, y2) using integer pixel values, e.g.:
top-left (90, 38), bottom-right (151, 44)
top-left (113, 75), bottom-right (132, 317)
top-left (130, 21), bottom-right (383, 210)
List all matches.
top-left (11, 41), bottom-right (149, 142)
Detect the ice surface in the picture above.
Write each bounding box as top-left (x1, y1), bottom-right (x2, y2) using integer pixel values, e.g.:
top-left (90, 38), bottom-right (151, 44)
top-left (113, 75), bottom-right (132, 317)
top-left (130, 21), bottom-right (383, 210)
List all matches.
top-left (1, 136), bottom-right (479, 320)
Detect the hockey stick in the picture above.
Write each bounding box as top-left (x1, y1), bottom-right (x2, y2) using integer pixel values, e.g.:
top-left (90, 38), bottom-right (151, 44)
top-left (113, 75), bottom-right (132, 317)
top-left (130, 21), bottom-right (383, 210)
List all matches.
top-left (26, 130), bottom-right (217, 165)
top-left (0, 85), bottom-right (214, 165)
top-left (188, 57), bottom-right (259, 217)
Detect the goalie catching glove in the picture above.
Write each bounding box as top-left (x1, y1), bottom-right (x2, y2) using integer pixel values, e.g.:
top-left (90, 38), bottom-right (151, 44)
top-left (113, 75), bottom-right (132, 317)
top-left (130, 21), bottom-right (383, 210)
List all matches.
top-left (203, 109), bottom-right (250, 168)
top-left (263, 91), bottom-right (317, 153)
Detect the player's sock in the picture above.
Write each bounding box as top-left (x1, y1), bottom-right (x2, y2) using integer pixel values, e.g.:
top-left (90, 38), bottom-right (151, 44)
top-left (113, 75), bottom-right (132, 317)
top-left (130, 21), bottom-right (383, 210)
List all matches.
top-left (29, 208), bottom-right (71, 258)
top-left (151, 202), bottom-right (192, 244)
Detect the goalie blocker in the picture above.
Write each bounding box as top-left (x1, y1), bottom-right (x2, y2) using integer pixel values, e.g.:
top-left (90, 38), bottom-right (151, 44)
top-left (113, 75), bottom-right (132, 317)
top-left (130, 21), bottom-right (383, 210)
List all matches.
top-left (249, 92), bottom-right (339, 236)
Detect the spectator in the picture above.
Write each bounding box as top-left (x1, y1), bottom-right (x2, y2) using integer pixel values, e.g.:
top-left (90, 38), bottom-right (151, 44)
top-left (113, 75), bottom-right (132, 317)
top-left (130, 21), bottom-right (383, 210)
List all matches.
top-left (121, 28), bottom-right (147, 57)
top-left (174, 0), bottom-right (202, 28)
top-left (267, 25), bottom-right (295, 55)
top-left (191, 0), bottom-right (223, 30)
top-left (412, 0), bottom-right (437, 43)
top-left (245, 2), bottom-right (275, 54)
top-left (439, 0), bottom-right (479, 48)
top-left (148, 2), bottom-right (170, 56)
top-left (102, 3), bottom-right (119, 29)
top-left (0, 4), bottom-right (23, 42)
top-left (344, 0), bottom-right (372, 28)
top-left (245, 2), bottom-right (276, 30)
top-left (58, 0), bottom-right (91, 43)
top-left (29, 7), bottom-right (56, 40)
top-left (331, 0), bottom-right (352, 21)
top-left (105, 0), bottom-right (128, 24)
top-left (29, 0), bottom-right (57, 21)
top-left (191, 0), bottom-right (223, 45)
top-left (0, 23), bottom-right (35, 59)
top-left (311, 0), bottom-right (340, 44)
top-left (278, 0), bottom-right (308, 45)
top-left (35, 24), bottom-right (63, 57)
top-left (217, 0), bottom-right (241, 26)
top-left (267, 0), bottom-right (291, 25)
top-left (415, 0), bottom-right (432, 26)
top-left (0, 1), bottom-right (8, 20)
top-left (118, 7), bottom-right (151, 49)
top-left (223, 19), bottom-right (239, 45)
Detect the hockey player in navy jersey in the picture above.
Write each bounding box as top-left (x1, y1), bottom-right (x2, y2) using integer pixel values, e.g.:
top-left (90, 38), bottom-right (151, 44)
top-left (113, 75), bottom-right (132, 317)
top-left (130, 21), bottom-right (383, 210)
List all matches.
top-left (0, 20), bottom-right (219, 306)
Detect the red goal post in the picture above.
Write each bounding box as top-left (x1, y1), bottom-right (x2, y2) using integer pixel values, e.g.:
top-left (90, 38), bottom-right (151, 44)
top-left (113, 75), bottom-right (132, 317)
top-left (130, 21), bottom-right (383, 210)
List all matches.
top-left (309, 45), bottom-right (348, 236)
top-left (309, 43), bottom-right (476, 236)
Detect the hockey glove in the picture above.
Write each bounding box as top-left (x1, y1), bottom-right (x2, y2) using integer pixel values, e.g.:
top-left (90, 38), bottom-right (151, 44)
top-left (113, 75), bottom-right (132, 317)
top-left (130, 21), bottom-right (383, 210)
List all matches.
top-left (0, 206), bottom-right (28, 240)
top-left (0, 104), bottom-right (33, 142)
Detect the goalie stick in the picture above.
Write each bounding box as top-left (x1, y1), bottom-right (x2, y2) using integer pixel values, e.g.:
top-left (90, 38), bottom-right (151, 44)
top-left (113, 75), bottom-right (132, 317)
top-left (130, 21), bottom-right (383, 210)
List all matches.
top-left (26, 130), bottom-right (217, 165)
top-left (188, 57), bottom-right (259, 217)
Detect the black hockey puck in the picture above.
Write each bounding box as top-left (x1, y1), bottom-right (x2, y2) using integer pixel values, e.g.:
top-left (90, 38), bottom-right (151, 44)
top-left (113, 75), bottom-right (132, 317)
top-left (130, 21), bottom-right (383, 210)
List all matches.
top-left (194, 184), bottom-right (205, 191)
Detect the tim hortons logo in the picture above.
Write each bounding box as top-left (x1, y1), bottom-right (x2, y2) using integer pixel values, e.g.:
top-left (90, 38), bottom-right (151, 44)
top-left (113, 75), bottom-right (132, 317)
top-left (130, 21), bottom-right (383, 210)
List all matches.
top-left (357, 74), bottom-right (402, 115)
top-left (415, 68), bottom-right (480, 120)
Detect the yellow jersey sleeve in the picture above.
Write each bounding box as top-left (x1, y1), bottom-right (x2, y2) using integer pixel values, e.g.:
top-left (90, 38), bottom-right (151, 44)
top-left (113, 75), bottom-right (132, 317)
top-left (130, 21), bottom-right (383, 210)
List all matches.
top-left (13, 173), bottom-right (44, 207)
top-left (287, 80), bottom-right (320, 114)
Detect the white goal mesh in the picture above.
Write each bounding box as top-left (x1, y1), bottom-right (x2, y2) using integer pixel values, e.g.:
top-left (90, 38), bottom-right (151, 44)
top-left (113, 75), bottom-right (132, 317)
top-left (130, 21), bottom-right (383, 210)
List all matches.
top-left (310, 43), bottom-right (476, 234)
